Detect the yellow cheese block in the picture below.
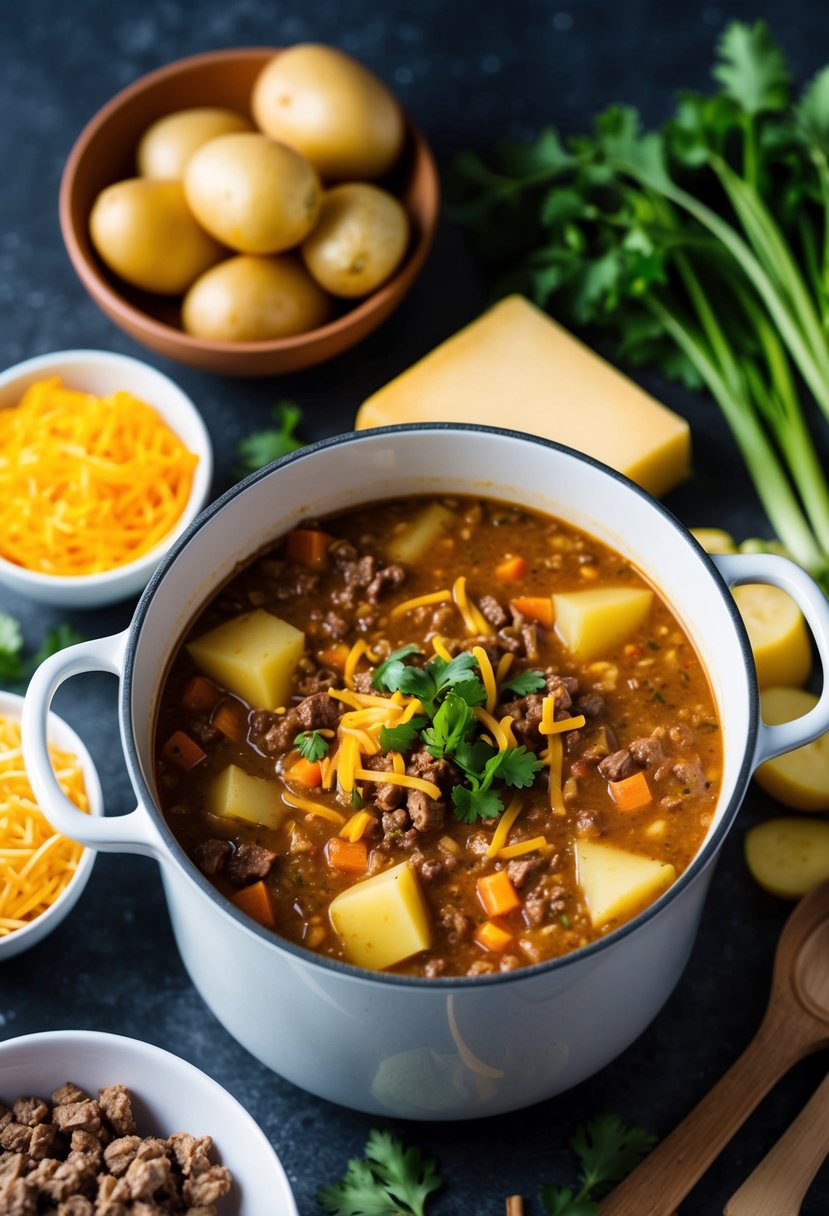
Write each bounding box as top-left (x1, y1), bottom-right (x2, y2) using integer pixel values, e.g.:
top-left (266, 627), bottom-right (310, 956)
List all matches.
top-left (355, 295), bottom-right (691, 498)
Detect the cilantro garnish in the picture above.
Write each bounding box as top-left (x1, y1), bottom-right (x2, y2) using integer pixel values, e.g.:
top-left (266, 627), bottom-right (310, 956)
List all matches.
top-left (0, 614), bottom-right (84, 686)
top-left (379, 717), bottom-right (428, 754)
top-left (371, 647), bottom-right (544, 822)
top-left (234, 402), bottom-right (306, 479)
top-left (501, 668), bottom-right (547, 696)
top-left (0, 614), bottom-right (24, 683)
top-left (317, 1128), bottom-right (442, 1216)
top-left (539, 1114), bottom-right (657, 1213)
top-left (294, 730), bottom-right (330, 762)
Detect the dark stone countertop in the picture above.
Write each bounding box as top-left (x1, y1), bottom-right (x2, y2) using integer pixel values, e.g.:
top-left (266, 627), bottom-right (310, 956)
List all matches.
top-left (1, 0), bottom-right (828, 1212)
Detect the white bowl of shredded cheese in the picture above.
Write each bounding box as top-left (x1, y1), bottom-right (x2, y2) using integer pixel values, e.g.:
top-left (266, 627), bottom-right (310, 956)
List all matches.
top-left (0, 690), bottom-right (102, 959)
top-left (0, 349), bottom-right (213, 608)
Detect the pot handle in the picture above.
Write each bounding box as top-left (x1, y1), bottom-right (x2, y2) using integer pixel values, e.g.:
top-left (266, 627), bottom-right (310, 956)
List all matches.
top-left (711, 552), bottom-right (829, 768)
top-left (22, 631), bottom-right (164, 857)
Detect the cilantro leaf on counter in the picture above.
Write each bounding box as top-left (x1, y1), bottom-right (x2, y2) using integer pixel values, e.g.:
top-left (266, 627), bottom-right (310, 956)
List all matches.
top-left (317, 1128), bottom-right (442, 1216)
top-left (0, 613), bottom-right (24, 683)
top-left (294, 730), bottom-right (330, 763)
top-left (539, 1114), bottom-right (658, 1214)
top-left (234, 402), bottom-right (306, 478)
top-left (30, 624), bottom-right (85, 670)
top-left (501, 668), bottom-right (547, 697)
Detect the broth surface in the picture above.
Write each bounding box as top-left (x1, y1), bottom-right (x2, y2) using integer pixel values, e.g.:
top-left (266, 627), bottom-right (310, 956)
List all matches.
top-left (154, 495), bottom-right (721, 977)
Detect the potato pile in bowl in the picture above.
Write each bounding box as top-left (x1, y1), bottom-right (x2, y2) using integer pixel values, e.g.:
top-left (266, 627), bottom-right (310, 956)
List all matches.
top-left (88, 45), bottom-right (411, 343)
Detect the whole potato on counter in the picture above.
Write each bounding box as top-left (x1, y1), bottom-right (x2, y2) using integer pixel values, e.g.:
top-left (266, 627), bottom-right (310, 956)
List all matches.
top-left (251, 44), bottom-right (404, 181)
top-left (137, 106), bottom-right (253, 178)
top-left (184, 132), bottom-right (321, 254)
top-left (301, 183), bottom-right (409, 297)
top-left (182, 254), bottom-right (332, 342)
top-left (89, 179), bottom-right (224, 294)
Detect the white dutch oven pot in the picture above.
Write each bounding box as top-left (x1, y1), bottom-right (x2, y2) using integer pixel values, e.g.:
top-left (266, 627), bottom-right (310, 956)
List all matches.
top-left (22, 427), bottom-right (829, 1119)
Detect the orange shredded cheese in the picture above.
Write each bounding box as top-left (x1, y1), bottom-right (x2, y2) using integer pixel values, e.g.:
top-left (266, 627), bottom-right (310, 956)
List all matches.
top-left (343, 639), bottom-right (378, 690)
top-left (281, 790), bottom-right (346, 824)
top-left (339, 810), bottom-right (373, 842)
top-left (498, 835), bottom-right (548, 859)
top-left (0, 715), bottom-right (88, 936)
top-left (354, 769), bottom-right (441, 800)
top-left (0, 377), bottom-right (198, 576)
top-left (486, 793), bottom-right (523, 858)
top-left (431, 636), bottom-right (453, 662)
top-left (543, 734), bottom-right (566, 817)
top-left (473, 707), bottom-right (510, 752)
top-left (495, 652), bottom-right (515, 686)
top-left (472, 645), bottom-right (498, 713)
top-left (390, 590), bottom-right (452, 619)
top-left (452, 576), bottom-right (494, 636)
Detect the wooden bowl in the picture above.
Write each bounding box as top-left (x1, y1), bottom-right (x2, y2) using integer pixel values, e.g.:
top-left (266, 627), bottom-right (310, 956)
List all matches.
top-left (59, 48), bottom-right (440, 377)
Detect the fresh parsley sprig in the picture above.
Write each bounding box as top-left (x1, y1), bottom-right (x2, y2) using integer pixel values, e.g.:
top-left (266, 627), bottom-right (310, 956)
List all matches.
top-left (452, 744), bottom-right (544, 823)
top-left (448, 20), bottom-right (829, 592)
top-left (540, 1114), bottom-right (657, 1214)
top-left (234, 402), bottom-right (306, 479)
top-left (294, 730), bottom-right (330, 762)
top-left (0, 614), bottom-right (84, 687)
top-left (373, 650), bottom-right (486, 716)
top-left (317, 1129), bottom-right (442, 1216)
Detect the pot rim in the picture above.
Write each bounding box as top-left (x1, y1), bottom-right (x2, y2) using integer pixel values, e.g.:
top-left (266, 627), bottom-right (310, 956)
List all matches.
top-left (122, 422), bottom-right (758, 988)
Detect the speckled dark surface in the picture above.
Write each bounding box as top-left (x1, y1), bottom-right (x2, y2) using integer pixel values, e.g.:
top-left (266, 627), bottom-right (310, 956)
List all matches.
top-left (2, 0), bottom-right (829, 1212)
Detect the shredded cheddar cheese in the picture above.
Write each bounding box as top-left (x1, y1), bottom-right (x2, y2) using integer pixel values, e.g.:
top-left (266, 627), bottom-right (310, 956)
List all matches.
top-left (498, 835), bottom-right (548, 859)
top-left (452, 576), bottom-right (494, 636)
top-left (0, 377), bottom-right (198, 576)
top-left (431, 636), bottom-right (453, 662)
top-left (473, 707), bottom-right (510, 752)
top-left (495, 652), bottom-right (515, 686)
top-left (340, 810), bottom-right (372, 842)
top-left (544, 734), bottom-right (566, 817)
top-left (0, 715), bottom-right (88, 936)
top-left (343, 639), bottom-right (378, 690)
top-left (354, 768), bottom-right (441, 800)
top-left (472, 645), bottom-right (497, 713)
top-left (390, 590), bottom-right (452, 619)
top-left (486, 793), bottom-right (524, 858)
top-left (282, 790), bottom-right (346, 824)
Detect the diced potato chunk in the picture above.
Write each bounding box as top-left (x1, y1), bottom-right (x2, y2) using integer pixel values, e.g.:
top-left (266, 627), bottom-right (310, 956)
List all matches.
top-left (386, 502), bottom-right (455, 565)
top-left (209, 764), bottom-right (286, 830)
top-left (329, 860), bottom-right (431, 971)
top-left (575, 839), bottom-right (676, 928)
top-left (690, 527), bottom-right (737, 555)
top-left (745, 817), bottom-right (829, 899)
top-left (553, 587), bottom-right (653, 661)
top-left (187, 608), bottom-right (304, 709)
top-left (732, 584), bottom-right (812, 690)
top-left (754, 687), bottom-right (829, 811)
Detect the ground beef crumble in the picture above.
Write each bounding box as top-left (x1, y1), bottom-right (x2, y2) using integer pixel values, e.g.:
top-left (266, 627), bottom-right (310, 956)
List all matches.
top-left (0, 1083), bottom-right (231, 1215)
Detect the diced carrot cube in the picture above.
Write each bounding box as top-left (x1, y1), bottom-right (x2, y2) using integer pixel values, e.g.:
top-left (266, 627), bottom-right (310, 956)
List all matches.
top-left (211, 698), bottom-right (247, 742)
top-left (477, 869), bottom-right (521, 917)
top-left (181, 675), bottom-right (222, 713)
top-left (286, 529), bottom-right (333, 569)
top-left (285, 756), bottom-right (323, 788)
top-left (318, 644), bottom-right (349, 672)
top-left (326, 836), bottom-right (368, 874)
top-left (161, 730), bottom-right (206, 771)
top-left (510, 596), bottom-right (554, 629)
top-left (231, 880), bottom-right (275, 927)
top-left (608, 769), bottom-right (652, 811)
top-left (495, 555), bottom-right (527, 582)
top-left (475, 919), bottom-right (513, 952)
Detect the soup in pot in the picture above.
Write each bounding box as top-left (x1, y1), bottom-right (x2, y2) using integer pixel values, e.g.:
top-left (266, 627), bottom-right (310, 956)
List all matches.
top-left (154, 495), bottom-right (722, 977)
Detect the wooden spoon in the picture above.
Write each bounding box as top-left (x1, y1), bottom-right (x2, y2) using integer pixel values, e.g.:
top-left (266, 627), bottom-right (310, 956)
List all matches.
top-left (723, 1065), bottom-right (829, 1215)
top-left (598, 880), bottom-right (829, 1216)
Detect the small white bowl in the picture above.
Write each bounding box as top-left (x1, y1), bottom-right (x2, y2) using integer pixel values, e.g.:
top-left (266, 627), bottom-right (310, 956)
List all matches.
top-left (0, 349), bottom-right (213, 608)
top-left (0, 1030), bottom-right (299, 1216)
top-left (0, 690), bottom-right (102, 961)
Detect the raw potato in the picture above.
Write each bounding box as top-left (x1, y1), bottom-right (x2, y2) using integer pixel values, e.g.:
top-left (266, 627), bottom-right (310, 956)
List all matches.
top-left (553, 587), bottom-right (653, 661)
top-left (186, 608), bottom-right (305, 709)
top-left (690, 526), bottom-right (737, 554)
top-left (89, 179), bottom-right (224, 294)
top-left (732, 583), bottom-right (812, 689)
top-left (251, 44), bottom-right (405, 181)
top-left (328, 861), bottom-right (431, 970)
top-left (184, 132), bottom-right (321, 254)
top-left (301, 183), bottom-right (409, 298)
top-left (209, 764), bottom-right (286, 830)
top-left (385, 502), bottom-right (455, 564)
top-left (575, 838), bottom-right (676, 928)
top-left (744, 816), bottom-right (829, 898)
top-left (182, 254), bottom-right (332, 343)
top-left (137, 107), bottom-right (253, 178)
top-left (755, 687), bottom-right (829, 811)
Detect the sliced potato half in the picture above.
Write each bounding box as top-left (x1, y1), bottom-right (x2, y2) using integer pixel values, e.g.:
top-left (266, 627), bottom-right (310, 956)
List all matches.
top-left (732, 583), bottom-right (812, 690)
top-left (744, 816), bottom-right (829, 899)
top-left (754, 687), bottom-right (829, 811)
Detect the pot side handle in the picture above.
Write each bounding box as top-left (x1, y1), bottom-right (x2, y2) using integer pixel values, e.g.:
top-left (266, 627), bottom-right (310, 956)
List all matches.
top-left (711, 552), bottom-right (829, 768)
top-left (22, 632), bottom-right (163, 857)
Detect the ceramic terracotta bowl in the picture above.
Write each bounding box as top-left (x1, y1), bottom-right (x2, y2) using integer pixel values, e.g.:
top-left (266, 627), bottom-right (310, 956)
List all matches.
top-left (59, 48), bottom-right (440, 377)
